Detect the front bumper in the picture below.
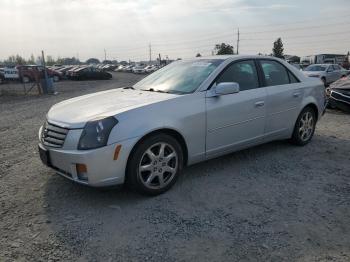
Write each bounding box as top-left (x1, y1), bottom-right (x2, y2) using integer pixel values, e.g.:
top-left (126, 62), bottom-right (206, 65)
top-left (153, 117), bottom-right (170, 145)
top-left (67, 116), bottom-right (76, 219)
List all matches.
top-left (39, 136), bottom-right (139, 187)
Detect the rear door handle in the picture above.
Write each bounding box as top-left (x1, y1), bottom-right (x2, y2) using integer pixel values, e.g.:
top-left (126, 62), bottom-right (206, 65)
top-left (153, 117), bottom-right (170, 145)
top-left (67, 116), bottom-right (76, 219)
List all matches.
top-left (255, 101), bottom-right (265, 107)
top-left (293, 92), bottom-right (301, 97)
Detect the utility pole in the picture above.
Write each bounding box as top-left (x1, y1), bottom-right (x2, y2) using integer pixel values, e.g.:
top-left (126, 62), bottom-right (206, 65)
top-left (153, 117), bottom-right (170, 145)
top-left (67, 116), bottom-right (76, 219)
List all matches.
top-left (236, 28), bottom-right (240, 55)
top-left (104, 48), bottom-right (107, 62)
top-left (149, 43), bottom-right (152, 63)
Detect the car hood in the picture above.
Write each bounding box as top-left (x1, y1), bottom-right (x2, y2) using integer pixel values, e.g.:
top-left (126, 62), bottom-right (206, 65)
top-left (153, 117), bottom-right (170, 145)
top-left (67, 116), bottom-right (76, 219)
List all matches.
top-left (47, 88), bottom-right (178, 128)
top-left (330, 76), bottom-right (350, 90)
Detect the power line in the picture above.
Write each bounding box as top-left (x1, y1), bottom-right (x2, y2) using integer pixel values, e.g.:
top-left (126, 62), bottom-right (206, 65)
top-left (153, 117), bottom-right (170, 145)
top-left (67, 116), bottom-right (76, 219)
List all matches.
top-left (240, 30), bottom-right (350, 41)
top-left (236, 12), bottom-right (350, 29)
top-left (101, 18), bottom-right (350, 52)
top-left (239, 21), bottom-right (350, 35)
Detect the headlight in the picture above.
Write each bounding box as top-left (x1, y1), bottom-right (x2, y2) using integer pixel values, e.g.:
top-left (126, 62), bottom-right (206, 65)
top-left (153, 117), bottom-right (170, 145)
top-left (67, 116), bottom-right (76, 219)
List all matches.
top-left (78, 116), bottom-right (118, 150)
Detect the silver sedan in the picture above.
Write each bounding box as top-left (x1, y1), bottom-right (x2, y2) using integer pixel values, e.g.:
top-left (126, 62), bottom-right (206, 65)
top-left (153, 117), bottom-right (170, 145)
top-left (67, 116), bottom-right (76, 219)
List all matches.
top-left (303, 64), bottom-right (348, 86)
top-left (38, 55), bottom-right (325, 195)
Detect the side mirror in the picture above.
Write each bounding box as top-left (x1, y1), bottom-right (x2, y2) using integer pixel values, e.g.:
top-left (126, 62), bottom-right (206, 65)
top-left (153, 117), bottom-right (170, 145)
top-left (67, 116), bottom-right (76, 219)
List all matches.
top-left (215, 82), bottom-right (240, 95)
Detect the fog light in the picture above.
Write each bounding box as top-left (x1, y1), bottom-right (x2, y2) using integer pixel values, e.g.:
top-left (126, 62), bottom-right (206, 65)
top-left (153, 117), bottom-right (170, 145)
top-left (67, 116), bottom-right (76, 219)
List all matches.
top-left (76, 164), bottom-right (88, 181)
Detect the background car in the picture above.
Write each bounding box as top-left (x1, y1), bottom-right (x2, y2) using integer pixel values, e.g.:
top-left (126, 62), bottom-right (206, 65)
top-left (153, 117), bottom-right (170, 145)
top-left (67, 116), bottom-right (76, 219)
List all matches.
top-left (70, 66), bottom-right (112, 80)
top-left (56, 65), bottom-right (75, 79)
top-left (144, 65), bottom-right (159, 73)
top-left (0, 70), bottom-right (4, 84)
top-left (17, 65), bottom-right (63, 83)
top-left (132, 64), bottom-right (146, 74)
top-left (124, 65), bottom-right (134, 72)
top-left (303, 64), bottom-right (348, 86)
top-left (114, 65), bottom-right (125, 72)
top-left (327, 76), bottom-right (350, 113)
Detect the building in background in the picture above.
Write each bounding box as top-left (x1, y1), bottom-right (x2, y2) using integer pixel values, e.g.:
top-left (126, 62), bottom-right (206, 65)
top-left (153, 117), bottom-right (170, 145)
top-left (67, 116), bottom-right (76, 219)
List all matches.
top-left (300, 54), bottom-right (346, 66)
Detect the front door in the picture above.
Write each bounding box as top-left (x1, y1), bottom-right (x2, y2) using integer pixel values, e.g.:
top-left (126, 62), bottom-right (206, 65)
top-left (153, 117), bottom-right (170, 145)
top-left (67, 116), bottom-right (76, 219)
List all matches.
top-left (206, 60), bottom-right (266, 158)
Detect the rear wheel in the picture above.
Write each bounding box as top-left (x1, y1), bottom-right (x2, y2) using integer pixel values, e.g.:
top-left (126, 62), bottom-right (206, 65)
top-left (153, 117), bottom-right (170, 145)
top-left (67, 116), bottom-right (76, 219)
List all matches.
top-left (126, 134), bottom-right (183, 195)
top-left (291, 107), bottom-right (316, 146)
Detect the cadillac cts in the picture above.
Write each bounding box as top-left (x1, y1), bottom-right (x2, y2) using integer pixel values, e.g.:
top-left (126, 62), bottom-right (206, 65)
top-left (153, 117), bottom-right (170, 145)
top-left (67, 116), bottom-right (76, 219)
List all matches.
top-left (38, 55), bottom-right (325, 195)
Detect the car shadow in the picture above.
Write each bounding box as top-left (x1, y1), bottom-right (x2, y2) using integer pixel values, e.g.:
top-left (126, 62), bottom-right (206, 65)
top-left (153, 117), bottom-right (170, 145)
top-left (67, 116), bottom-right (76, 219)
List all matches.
top-left (42, 134), bottom-right (350, 260)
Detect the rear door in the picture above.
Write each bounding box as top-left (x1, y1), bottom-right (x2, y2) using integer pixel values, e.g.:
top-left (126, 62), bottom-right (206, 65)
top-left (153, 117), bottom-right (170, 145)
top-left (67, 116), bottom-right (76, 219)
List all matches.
top-left (258, 59), bottom-right (302, 139)
top-left (206, 59), bottom-right (267, 157)
top-left (333, 65), bottom-right (343, 80)
top-left (327, 65), bottom-right (337, 83)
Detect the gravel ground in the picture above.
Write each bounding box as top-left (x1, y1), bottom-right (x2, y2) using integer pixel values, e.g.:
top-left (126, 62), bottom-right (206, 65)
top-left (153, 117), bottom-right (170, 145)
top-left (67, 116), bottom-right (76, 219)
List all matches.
top-left (1, 73), bottom-right (350, 262)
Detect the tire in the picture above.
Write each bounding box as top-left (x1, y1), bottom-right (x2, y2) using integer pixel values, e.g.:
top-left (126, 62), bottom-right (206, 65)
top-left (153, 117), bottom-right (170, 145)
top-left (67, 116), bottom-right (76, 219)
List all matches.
top-left (0, 77), bottom-right (4, 85)
top-left (22, 76), bottom-right (31, 83)
top-left (290, 107), bottom-right (316, 146)
top-left (126, 134), bottom-right (184, 195)
top-left (53, 75), bottom-right (60, 82)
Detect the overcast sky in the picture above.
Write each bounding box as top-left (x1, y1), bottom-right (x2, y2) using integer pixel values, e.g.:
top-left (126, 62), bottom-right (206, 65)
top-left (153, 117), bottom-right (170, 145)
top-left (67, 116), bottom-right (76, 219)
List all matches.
top-left (1, 0), bottom-right (350, 62)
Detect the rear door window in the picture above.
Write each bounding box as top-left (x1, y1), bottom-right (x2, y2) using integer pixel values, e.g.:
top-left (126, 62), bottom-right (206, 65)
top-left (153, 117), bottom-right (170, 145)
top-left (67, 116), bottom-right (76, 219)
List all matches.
top-left (260, 60), bottom-right (290, 86)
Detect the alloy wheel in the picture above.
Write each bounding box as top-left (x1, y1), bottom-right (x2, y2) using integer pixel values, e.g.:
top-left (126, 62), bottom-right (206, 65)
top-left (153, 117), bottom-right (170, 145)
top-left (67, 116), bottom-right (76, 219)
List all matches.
top-left (138, 142), bottom-right (178, 190)
top-left (299, 111), bottom-right (314, 141)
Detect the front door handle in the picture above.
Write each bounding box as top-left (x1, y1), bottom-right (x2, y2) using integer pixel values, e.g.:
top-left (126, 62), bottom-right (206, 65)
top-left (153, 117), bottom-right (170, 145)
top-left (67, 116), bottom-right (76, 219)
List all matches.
top-left (293, 92), bottom-right (301, 97)
top-left (255, 101), bottom-right (265, 107)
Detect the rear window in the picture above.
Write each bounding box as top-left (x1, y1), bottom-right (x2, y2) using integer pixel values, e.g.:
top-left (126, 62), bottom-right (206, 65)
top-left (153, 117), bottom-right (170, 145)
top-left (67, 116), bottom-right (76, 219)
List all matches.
top-left (305, 65), bottom-right (327, 71)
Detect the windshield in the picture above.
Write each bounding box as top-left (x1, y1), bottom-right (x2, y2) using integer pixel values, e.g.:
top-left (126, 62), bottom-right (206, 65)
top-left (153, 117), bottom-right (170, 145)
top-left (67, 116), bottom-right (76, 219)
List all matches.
top-left (305, 65), bottom-right (327, 71)
top-left (133, 59), bottom-right (223, 94)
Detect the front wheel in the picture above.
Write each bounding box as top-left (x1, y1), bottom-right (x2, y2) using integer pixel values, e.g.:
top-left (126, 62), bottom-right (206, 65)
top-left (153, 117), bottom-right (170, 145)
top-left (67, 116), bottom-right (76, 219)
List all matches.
top-left (126, 134), bottom-right (183, 195)
top-left (291, 107), bottom-right (316, 146)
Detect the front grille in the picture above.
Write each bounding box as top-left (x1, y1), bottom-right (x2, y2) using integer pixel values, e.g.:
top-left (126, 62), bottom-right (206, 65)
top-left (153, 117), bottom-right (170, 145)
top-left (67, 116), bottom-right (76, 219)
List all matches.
top-left (41, 121), bottom-right (69, 148)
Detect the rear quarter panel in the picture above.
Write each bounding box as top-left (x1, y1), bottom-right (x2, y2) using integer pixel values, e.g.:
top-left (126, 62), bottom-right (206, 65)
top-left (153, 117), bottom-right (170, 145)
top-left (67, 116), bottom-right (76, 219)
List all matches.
top-left (300, 77), bottom-right (325, 120)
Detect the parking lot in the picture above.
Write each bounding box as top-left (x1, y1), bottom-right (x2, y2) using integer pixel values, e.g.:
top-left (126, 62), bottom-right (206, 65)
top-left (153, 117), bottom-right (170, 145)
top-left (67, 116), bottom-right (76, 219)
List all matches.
top-left (1, 72), bottom-right (350, 261)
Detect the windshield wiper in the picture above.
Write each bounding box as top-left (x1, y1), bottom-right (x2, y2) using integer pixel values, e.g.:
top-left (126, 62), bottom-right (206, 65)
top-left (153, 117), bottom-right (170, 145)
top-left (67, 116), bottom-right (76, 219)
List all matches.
top-left (141, 88), bottom-right (170, 93)
top-left (123, 86), bottom-right (135, 90)
top-left (140, 88), bottom-right (186, 95)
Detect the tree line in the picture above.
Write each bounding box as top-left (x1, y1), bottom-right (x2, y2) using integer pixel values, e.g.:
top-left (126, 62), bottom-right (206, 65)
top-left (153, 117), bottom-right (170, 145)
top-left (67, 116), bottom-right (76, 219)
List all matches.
top-left (0, 38), bottom-right (289, 66)
top-left (0, 55), bottom-right (117, 66)
top-left (197, 37), bottom-right (285, 58)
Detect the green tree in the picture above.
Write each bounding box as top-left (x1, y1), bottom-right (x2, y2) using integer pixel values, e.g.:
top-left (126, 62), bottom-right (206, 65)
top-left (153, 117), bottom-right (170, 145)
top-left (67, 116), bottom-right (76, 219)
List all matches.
top-left (272, 38), bottom-right (284, 59)
top-left (46, 55), bottom-right (55, 66)
top-left (4, 54), bottom-right (26, 65)
top-left (214, 43), bottom-right (234, 55)
top-left (15, 55), bottom-right (26, 65)
top-left (86, 58), bottom-right (100, 64)
top-left (28, 54), bottom-right (35, 64)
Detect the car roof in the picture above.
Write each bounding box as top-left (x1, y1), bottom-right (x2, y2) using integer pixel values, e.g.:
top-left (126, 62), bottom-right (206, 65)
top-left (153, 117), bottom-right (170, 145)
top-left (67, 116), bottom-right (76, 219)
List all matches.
top-left (309, 64), bottom-right (332, 66)
top-left (183, 55), bottom-right (288, 63)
